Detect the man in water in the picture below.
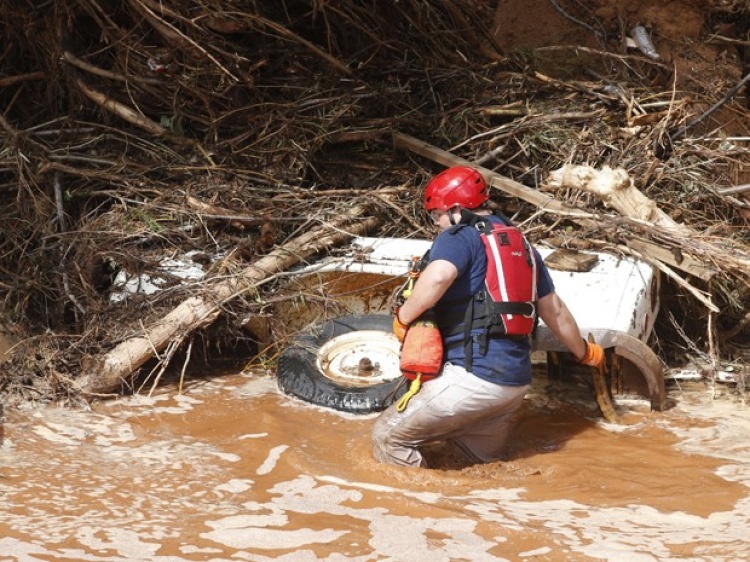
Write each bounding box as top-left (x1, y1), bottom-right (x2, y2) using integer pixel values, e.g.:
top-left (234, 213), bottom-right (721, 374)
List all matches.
top-left (372, 166), bottom-right (605, 467)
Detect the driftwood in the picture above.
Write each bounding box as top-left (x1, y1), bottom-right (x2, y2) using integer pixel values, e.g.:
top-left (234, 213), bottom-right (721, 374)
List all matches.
top-left (77, 205), bottom-right (381, 395)
top-left (547, 164), bottom-right (750, 287)
top-left (393, 132), bottom-right (714, 283)
top-left (545, 164), bottom-right (720, 309)
top-left (545, 164), bottom-right (723, 310)
top-left (547, 164), bottom-right (691, 235)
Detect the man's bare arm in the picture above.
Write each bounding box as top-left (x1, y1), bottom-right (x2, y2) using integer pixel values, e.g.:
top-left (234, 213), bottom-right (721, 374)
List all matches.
top-left (536, 291), bottom-right (587, 360)
top-left (398, 259), bottom-right (458, 324)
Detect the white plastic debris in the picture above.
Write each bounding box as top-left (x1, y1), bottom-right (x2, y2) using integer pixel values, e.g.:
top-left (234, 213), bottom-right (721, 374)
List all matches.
top-left (109, 251), bottom-right (209, 303)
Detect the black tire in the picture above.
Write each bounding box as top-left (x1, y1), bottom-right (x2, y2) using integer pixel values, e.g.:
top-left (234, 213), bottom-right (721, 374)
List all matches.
top-left (277, 314), bottom-right (406, 414)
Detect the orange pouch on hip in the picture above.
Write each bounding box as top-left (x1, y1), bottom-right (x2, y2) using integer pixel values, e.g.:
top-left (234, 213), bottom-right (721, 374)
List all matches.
top-left (399, 320), bottom-right (443, 381)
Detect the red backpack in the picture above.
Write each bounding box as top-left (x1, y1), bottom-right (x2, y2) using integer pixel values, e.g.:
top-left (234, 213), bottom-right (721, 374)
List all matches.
top-left (480, 218), bottom-right (538, 336)
top-left (442, 211), bottom-right (539, 371)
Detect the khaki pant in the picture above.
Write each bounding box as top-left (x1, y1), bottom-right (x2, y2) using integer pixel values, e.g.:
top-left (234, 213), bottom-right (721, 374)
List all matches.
top-left (372, 363), bottom-right (529, 467)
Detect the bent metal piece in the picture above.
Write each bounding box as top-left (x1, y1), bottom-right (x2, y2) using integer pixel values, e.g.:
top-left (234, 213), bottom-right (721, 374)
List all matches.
top-left (536, 325), bottom-right (666, 414)
top-left (609, 331), bottom-right (666, 411)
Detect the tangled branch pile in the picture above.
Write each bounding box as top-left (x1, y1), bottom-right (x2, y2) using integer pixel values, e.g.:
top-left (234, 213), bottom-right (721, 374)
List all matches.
top-left (1, 0), bottom-right (749, 402)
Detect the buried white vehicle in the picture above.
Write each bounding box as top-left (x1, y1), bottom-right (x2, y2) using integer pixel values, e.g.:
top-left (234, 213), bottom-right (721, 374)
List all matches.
top-left (276, 237), bottom-right (665, 415)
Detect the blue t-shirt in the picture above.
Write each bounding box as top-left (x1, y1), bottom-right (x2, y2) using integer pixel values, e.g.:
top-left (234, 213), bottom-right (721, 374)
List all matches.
top-left (429, 214), bottom-right (554, 386)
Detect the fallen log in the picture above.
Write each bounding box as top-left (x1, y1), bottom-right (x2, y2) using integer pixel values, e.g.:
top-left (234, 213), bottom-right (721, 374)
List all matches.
top-left (77, 205), bottom-right (381, 395)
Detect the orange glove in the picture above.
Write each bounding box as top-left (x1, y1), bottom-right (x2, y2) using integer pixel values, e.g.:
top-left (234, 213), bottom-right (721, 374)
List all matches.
top-left (577, 340), bottom-right (605, 368)
top-left (393, 308), bottom-right (410, 342)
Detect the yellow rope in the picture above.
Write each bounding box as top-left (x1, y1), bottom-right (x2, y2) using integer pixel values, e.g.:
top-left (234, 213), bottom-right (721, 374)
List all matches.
top-left (396, 373), bottom-right (422, 412)
top-left (402, 277), bottom-right (415, 299)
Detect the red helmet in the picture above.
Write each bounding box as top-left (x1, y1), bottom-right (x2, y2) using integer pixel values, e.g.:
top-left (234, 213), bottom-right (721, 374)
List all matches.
top-left (423, 166), bottom-right (488, 211)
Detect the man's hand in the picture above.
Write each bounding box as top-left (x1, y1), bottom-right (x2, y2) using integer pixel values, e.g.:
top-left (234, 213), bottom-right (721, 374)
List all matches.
top-left (393, 308), bottom-right (409, 343)
top-left (577, 340), bottom-right (605, 369)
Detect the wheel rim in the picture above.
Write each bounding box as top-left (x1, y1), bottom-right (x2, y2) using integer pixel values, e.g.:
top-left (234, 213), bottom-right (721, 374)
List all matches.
top-left (316, 330), bottom-right (401, 387)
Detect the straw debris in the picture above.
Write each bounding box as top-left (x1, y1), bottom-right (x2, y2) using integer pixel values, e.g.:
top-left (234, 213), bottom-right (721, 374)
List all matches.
top-left (1, 0), bottom-right (748, 403)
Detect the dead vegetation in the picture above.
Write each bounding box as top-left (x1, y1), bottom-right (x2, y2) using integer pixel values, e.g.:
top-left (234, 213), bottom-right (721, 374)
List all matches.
top-left (0, 0), bottom-right (749, 403)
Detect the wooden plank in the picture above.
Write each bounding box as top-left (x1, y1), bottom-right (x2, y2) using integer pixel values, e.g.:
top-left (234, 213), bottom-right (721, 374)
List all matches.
top-left (628, 238), bottom-right (716, 282)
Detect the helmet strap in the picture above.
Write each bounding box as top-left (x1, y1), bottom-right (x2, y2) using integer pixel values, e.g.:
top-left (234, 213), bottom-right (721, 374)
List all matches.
top-left (459, 208), bottom-right (481, 227)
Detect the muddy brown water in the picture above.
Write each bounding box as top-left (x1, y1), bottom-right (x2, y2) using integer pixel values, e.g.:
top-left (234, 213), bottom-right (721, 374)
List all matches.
top-left (1, 336), bottom-right (750, 561)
